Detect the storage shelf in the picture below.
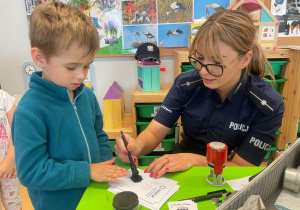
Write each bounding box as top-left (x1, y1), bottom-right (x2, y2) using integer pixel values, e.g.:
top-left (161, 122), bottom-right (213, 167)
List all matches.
top-left (131, 83), bottom-right (173, 138)
top-left (131, 83), bottom-right (172, 104)
top-left (104, 113), bottom-right (133, 139)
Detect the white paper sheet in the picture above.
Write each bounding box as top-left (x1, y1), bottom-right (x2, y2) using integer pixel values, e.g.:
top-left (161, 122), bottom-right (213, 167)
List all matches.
top-left (168, 200), bottom-right (198, 210)
top-left (226, 176), bottom-right (250, 191)
top-left (108, 169), bottom-right (180, 210)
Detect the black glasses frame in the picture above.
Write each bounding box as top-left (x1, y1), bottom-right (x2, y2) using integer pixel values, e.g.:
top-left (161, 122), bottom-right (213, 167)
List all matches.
top-left (188, 53), bottom-right (246, 77)
top-left (188, 56), bottom-right (226, 77)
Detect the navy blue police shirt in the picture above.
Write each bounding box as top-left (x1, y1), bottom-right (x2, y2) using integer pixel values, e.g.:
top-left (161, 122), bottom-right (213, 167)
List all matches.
top-left (154, 70), bottom-right (285, 166)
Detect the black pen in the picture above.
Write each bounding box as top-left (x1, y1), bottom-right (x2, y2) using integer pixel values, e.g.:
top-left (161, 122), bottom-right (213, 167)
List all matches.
top-left (179, 189), bottom-right (226, 202)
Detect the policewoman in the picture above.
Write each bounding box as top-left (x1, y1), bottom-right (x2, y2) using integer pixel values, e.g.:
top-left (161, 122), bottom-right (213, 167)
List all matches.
top-left (115, 10), bottom-right (284, 178)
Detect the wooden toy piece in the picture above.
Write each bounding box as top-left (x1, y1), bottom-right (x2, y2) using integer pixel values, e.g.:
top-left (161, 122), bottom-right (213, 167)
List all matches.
top-left (137, 61), bottom-right (161, 92)
top-left (85, 82), bottom-right (93, 89)
top-left (228, 0), bottom-right (279, 50)
top-left (103, 81), bottom-right (125, 129)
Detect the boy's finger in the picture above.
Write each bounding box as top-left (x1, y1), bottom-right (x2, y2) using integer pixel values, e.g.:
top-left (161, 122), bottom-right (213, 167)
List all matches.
top-left (106, 177), bottom-right (117, 182)
top-left (104, 157), bottom-right (115, 164)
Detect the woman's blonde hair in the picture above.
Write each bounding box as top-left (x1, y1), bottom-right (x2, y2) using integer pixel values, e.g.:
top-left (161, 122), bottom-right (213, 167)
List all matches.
top-left (190, 9), bottom-right (273, 81)
top-left (29, 2), bottom-right (99, 60)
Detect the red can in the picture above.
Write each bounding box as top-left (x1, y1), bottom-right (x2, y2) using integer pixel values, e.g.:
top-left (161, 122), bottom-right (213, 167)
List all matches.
top-left (206, 142), bottom-right (228, 175)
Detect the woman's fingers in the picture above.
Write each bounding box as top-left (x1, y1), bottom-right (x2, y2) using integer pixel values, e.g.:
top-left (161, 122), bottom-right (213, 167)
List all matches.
top-left (145, 153), bottom-right (195, 179)
top-left (145, 155), bottom-right (172, 178)
top-left (115, 134), bottom-right (139, 163)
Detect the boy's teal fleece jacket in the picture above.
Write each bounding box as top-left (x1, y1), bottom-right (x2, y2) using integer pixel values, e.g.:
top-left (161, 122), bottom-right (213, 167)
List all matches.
top-left (12, 72), bottom-right (113, 210)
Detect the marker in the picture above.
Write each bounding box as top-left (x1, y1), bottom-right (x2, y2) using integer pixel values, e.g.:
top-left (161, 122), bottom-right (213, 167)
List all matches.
top-left (179, 189), bottom-right (226, 202)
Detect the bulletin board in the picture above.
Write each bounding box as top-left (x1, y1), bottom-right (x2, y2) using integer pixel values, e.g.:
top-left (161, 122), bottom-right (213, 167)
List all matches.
top-left (265, 0), bottom-right (300, 46)
top-left (24, 0), bottom-right (230, 57)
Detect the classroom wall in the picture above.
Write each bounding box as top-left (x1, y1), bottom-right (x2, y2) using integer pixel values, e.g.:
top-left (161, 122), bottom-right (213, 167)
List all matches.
top-left (0, 0), bottom-right (175, 113)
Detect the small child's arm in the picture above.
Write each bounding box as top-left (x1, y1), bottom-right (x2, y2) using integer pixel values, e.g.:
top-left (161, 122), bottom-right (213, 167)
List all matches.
top-left (0, 105), bottom-right (16, 179)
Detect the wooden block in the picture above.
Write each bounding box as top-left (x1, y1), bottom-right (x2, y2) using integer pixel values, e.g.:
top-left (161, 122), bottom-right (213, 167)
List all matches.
top-left (104, 113), bottom-right (133, 139)
top-left (103, 82), bottom-right (125, 129)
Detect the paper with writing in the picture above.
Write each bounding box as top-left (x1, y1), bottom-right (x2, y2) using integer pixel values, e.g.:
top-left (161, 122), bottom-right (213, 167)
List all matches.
top-left (108, 169), bottom-right (180, 210)
top-left (168, 200), bottom-right (198, 210)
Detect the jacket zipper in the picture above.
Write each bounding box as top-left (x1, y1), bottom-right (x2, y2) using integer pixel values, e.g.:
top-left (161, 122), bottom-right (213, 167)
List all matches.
top-left (68, 90), bottom-right (92, 163)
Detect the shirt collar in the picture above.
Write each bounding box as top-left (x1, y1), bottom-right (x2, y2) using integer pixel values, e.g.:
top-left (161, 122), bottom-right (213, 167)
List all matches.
top-left (205, 69), bottom-right (248, 104)
top-left (30, 71), bottom-right (85, 101)
top-left (227, 69), bottom-right (248, 104)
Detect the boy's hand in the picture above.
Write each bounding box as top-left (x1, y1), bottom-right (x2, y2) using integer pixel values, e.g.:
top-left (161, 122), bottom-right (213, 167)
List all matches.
top-left (0, 157), bottom-right (16, 179)
top-left (90, 158), bottom-right (128, 182)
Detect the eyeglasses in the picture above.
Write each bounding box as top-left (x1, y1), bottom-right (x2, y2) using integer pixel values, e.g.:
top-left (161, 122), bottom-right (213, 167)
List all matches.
top-left (188, 53), bottom-right (246, 77)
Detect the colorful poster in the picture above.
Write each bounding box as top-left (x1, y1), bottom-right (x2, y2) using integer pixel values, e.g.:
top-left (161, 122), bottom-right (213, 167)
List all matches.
top-left (157, 0), bottom-right (193, 23)
top-left (158, 23), bottom-right (190, 47)
top-left (123, 25), bottom-right (158, 49)
top-left (121, 0), bottom-right (193, 49)
top-left (271, 0), bottom-right (300, 37)
top-left (24, 1), bottom-right (231, 55)
top-left (193, 0), bottom-right (230, 19)
top-left (24, 0), bottom-right (131, 55)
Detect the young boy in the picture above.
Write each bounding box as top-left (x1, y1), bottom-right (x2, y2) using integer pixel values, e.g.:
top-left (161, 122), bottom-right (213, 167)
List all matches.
top-left (11, 2), bottom-right (127, 210)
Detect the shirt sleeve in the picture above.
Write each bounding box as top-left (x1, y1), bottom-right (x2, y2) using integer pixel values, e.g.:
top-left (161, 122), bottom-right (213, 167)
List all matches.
top-left (236, 103), bottom-right (285, 166)
top-left (154, 76), bottom-right (185, 128)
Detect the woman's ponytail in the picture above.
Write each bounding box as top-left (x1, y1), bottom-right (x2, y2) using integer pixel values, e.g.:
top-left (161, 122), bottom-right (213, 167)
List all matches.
top-left (247, 41), bottom-right (275, 84)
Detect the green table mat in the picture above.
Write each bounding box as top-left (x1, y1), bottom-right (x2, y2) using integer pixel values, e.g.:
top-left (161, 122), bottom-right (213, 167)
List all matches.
top-left (77, 166), bottom-right (264, 210)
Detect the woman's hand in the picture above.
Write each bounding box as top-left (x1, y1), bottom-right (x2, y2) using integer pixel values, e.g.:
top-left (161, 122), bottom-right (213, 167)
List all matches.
top-left (144, 153), bottom-right (206, 179)
top-left (114, 133), bottom-right (141, 163)
top-left (0, 157), bottom-right (16, 179)
top-left (90, 158), bottom-right (128, 182)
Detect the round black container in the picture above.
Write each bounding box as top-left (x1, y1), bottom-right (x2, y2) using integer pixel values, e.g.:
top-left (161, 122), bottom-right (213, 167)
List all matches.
top-left (113, 191), bottom-right (139, 210)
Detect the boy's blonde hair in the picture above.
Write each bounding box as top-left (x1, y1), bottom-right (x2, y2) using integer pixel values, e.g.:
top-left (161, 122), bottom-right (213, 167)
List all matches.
top-left (30, 2), bottom-right (99, 60)
top-left (190, 9), bottom-right (273, 81)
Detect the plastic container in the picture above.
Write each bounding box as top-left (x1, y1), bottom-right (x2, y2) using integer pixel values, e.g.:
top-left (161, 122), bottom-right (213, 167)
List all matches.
top-left (135, 104), bottom-right (162, 121)
top-left (153, 138), bottom-right (175, 152)
top-left (113, 191), bottom-right (139, 210)
top-left (264, 145), bottom-right (278, 159)
top-left (161, 138), bottom-right (175, 151)
top-left (110, 140), bottom-right (116, 152)
top-left (267, 60), bottom-right (288, 76)
top-left (180, 62), bottom-right (194, 72)
top-left (138, 155), bottom-right (161, 166)
top-left (136, 121), bottom-right (176, 137)
top-left (264, 77), bottom-right (286, 91)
